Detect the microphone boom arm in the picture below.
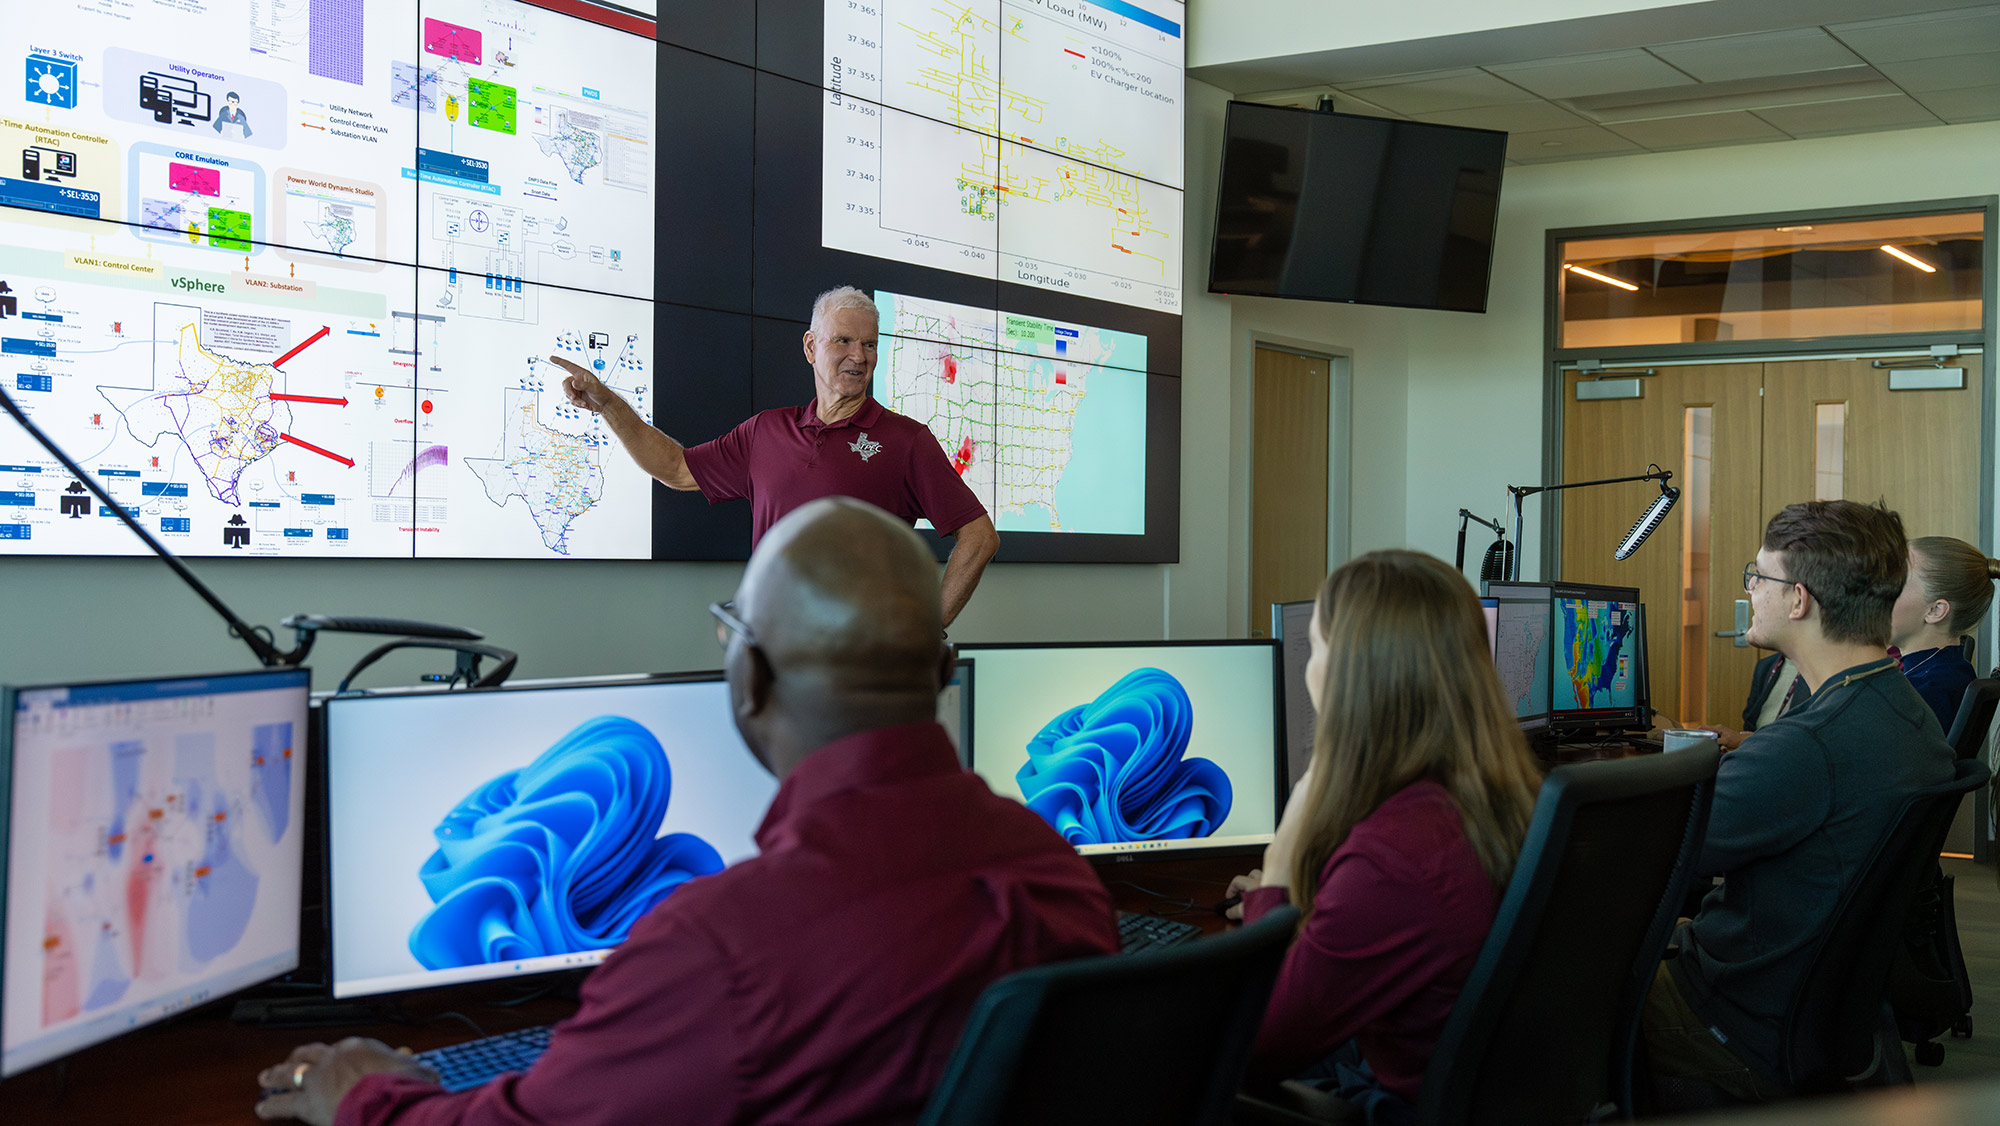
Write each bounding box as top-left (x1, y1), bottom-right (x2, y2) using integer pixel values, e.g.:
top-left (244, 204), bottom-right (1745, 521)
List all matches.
top-left (1506, 466), bottom-right (1675, 582)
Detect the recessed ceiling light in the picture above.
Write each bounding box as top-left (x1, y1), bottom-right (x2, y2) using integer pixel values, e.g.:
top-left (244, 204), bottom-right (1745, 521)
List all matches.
top-left (1775, 225), bottom-right (1814, 233)
top-left (1541, 140), bottom-right (1564, 147)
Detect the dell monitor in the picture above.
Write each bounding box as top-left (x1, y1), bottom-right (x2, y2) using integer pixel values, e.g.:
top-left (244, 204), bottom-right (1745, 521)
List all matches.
top-left (1270, 601), bottom-right (1317, 786)
top-left (1485, 582), bottom-right (1554, 731)
top-left (1, 668), bottom-right (311, 1078)
top-left (323, 676), bottom-right (777, 999)
top-left (954, 641), bottom-right (1286, 859)
top-left (1548, 582), bottom-right (1650, 733)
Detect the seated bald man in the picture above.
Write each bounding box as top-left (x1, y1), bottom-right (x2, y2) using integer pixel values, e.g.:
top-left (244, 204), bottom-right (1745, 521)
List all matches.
top-left (254, 498), bottom-right (1117, 1126)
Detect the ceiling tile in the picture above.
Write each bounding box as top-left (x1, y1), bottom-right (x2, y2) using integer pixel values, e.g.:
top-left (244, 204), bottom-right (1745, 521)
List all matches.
top-left (1873, 51), bottom-right (2000, 93)
top-left (1504, 125), bottom-right (1645, 163)
top-left (1413, 101), bottom-right (1587, 133)
top-left (1649, 28), bottom-right (1863, 83)
top-left (1830, 7), bottom-right (2000, 64)
top-left (1340, 69), bottom-right (1539, 114)
top-left (1911, 84), bottom-right (2000, 122)
top-left (1606, 111), bottom-right (1792, 149)
top-left (1488, 49), bottom-right (1697, 100)
top-left (1752, 93), bottom-right (1941, 136)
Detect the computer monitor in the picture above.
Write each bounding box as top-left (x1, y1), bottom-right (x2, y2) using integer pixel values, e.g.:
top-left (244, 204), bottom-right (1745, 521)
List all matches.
top-left (1485, 582), bottom-right (1554, 730)
top-left (323, 675), bottom-right (777, 999)
top-left (1271, 601), bottom-right (1317, 786)
top-left (1, 668), bottom-right (311, 1078)
top-left (938, 659), bottom-right (972, 766)
top-left (954, 641), bottom-right (1286, 860)
top-left (1548, 582), bottom-right (1650, 732)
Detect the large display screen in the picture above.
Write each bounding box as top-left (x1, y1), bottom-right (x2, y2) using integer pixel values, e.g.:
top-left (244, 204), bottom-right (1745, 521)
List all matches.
top-left (956, 641), bottom-right (1283, 858)
top-left (0, 1), bottom-right (656, 560)
top-left (1, 0), bottom-right (1182, 563)
top-left (324, 677), bottom-right (777, 998)
top-left (1, 669), bottom-right (310, 1077)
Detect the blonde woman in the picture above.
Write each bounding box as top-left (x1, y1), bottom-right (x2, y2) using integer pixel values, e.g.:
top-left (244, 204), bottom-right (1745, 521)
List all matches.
top-left (1228, 551), bottom-right (1542, 1121)
top-left (1890, 535), bottom-right (2000, 730)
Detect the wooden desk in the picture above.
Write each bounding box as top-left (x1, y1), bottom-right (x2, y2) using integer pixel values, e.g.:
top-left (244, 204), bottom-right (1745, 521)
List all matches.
top-left (0, 854), bottom-right (1250, 1123)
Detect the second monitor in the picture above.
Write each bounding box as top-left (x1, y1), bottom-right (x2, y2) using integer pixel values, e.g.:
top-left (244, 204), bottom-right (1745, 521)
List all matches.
top-left (955, 641), bottom-right (1286, 860)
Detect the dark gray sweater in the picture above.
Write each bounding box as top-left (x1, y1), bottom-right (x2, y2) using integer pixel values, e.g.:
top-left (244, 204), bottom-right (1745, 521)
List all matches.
top-left (1676, 657), bottom-right (1955, 1081)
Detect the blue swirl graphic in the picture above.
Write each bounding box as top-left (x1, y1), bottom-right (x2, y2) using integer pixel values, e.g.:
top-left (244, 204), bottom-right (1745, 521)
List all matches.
top-left (1015, 668), bottom-right (1232, 845)
top-left (409, 716), bottom-right (723, 970)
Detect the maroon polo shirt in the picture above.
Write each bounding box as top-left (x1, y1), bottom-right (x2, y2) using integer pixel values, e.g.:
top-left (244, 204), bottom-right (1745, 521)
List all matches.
top-left (681, 397), bottom-right (990, 544)
top-left (336, 723), bottom-right (1118, 1126)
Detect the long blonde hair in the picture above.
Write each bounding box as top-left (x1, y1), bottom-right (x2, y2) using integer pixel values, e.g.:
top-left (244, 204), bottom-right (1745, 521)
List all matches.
top-left (1287, 551), bottom-right (1543, 922)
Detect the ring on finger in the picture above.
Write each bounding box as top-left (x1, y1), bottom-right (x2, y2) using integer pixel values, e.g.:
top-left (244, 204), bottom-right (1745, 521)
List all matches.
top-left (292, 1062), bottom-right (312, 1090)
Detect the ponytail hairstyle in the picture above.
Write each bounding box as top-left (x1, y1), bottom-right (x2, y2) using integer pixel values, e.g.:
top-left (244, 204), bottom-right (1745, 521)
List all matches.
top-left (1911, 536), bottom-right (2000, 637)
top-left (1286, 551), bottom-right (1543, 923)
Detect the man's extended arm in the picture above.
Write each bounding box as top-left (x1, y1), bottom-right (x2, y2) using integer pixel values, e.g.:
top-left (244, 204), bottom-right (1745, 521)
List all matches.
top-left (546, 355), bottom-right (698, 491)
top-left (940, 515), bottom-right (998, 628)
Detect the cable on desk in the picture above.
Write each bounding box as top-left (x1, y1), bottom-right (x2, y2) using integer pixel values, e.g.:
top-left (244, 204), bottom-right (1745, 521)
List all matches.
top-left (1106, 879), bottom-right (1199, 917)
top-left (431, 1010), bottom-right (490, 1040)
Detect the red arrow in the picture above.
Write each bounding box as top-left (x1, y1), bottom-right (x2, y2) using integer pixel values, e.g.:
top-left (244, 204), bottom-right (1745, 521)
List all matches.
top-left (270, 393), bottom-right (350, 406)
top-left (273, 326), bottom-right (331, 368)
top-left (279, 433), bottom-right (354, 467)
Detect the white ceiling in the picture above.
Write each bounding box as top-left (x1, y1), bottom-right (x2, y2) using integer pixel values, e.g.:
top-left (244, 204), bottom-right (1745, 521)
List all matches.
top-left (1221, 3), bottom-right (2000, 164)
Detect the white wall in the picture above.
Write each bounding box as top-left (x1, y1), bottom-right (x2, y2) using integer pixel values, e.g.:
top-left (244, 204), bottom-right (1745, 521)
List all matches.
top-left (1402, 119), bottom-right (2000, 577)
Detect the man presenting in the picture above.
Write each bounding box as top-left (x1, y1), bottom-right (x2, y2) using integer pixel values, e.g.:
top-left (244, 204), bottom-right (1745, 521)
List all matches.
top-left (252, 498), bottom-right (1115, 1125)
top-left (550, 286), bottom-right (999, 626)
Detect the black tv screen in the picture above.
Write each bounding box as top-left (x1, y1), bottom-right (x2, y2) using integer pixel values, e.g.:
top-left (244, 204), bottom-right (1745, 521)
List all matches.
top-left (1209, 103), bottom-right (1506, 313)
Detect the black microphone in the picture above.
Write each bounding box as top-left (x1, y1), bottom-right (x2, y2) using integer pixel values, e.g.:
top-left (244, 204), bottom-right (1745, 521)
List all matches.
top-left (1615, 484), bottom-right (1680, 560)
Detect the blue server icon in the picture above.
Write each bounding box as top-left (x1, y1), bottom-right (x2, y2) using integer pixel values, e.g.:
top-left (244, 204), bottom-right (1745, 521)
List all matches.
top-left (25, 54), bottom-right (78, 110)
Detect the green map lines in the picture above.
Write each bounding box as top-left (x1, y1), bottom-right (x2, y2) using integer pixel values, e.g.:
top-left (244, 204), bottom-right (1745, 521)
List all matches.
top-left (1559, 598), bottom-right (1637, 711)
top-left (875, 290), bottom-right (1146, 534)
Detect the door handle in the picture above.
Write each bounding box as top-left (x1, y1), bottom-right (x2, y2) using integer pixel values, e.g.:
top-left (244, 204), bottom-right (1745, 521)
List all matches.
top-left (1712, 599), bottom-right (1750, 648)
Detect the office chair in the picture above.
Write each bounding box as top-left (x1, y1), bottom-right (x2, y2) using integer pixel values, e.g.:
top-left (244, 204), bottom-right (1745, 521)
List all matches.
top-left (1235, 746), bottom-right (1721, 1126)
top-left (1782, 757), bottom-right (1989, 1093)
top-left (1944, 678), bottom-right (2000, 761)
top-left (918, 905), bottom-right (1299, 1126)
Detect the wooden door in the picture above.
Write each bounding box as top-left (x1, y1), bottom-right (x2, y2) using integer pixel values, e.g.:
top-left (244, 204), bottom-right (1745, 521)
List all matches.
top-left (1562, 365), bottom-right (1764, 727)
top-left (1251, 348), bottom-right (1329, 635)
top-left (1761, 358), bottom-right (1981, 546)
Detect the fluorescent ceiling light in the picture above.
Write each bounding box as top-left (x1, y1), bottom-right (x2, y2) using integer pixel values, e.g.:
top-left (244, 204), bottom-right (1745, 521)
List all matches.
top-left (1880, 244), bottom-right (1936, 272)
top-left (1564, 264), bottom-right (1639, 292)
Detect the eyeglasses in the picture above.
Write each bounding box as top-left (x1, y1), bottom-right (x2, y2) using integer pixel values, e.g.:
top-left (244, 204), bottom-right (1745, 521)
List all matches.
top-left (709, 600), bottom-right (755, 650)
top-left (1743, 563), bottom-right (1813, 600)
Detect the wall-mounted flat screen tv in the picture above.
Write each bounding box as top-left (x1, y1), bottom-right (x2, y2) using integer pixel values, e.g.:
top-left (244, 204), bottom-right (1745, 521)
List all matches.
top-left (1209, 103), bottom-right (1506, 313)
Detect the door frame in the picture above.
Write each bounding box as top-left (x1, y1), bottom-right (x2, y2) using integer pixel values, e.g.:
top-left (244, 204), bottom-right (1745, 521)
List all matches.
top-left (1237, 332), bottom-right (1352, 637)
top-left (1544, 197), bottom-right (1999, 861)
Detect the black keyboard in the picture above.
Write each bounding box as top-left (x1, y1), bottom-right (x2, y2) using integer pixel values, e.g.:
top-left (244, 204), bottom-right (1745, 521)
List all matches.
top-left (1118, 911), bottom-right (1202, 955)
top-left (415, 1023), bottom-right (555, 1092)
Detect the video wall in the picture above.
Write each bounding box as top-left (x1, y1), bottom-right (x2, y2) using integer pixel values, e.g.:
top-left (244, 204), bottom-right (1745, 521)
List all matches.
top-left (0, 0), bottom-right (1184, 562)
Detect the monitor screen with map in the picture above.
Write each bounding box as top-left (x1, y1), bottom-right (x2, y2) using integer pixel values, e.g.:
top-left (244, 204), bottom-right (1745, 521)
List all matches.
top-left (0, 0), bottom-right (1184, 565)
top-left (0, 668), bottom-right (310, 1078)
top-left (1548, 582), bottom-right (1649, 732)
top-left (1484, 582), bottom-right (1553, 730)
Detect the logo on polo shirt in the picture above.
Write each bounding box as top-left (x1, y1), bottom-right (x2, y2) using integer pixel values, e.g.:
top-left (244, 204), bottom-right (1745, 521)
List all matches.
top-left (850, 432), bottom-right (883, 462)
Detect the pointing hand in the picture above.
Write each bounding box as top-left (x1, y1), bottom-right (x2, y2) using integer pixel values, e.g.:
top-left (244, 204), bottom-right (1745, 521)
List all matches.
top-left (548, 354), bottom-right (615, 414)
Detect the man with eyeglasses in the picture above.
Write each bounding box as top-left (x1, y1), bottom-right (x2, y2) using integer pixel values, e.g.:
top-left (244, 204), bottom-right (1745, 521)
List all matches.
top-left (1641, 500), bottom-right (1955, 1103)
top-left (254, 497), bottom-right (1113, 1126)
top-left (549, 286), bottom-right (999, 627)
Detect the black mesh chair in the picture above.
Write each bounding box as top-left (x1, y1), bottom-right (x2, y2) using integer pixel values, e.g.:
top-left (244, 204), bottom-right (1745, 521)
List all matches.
top-left (918, 905), bottom-right (1299, 1126)
top-left (1782, 757), bottom-right (1990, 1093)
top-left (1945, 678), bottom-right (2000, 760)
top-left (1235, 745), bottom-right (1720, 1126)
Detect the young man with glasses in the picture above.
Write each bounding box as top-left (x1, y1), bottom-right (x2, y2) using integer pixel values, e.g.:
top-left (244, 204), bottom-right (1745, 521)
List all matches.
top-left (1642, 500), bottom-right (1955, 1102)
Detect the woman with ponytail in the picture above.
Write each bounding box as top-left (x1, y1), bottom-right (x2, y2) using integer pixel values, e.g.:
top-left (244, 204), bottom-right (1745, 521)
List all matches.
top-left (1226, 551), bottom-right (1542, 1122)
top-left (1890, 535), bottom-right (2000, 730)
